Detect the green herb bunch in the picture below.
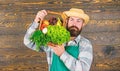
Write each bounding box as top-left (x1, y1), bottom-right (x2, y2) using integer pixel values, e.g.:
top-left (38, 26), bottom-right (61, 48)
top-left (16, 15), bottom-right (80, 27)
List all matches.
top-left (30, 30), bottom-right (50, 51)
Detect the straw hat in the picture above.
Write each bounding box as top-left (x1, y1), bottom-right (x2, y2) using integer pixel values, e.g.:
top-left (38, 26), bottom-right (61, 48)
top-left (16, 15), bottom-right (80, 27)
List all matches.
top-left (63, 8), bottom-right (89, 25)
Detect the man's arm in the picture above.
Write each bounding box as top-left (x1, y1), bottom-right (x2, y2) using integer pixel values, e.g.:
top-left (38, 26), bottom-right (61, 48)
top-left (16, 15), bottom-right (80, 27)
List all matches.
top-left (24, 10), bottom-right (51, 52)
top-left (24, 21), bottom-right (52, 52)
top-left (60, 40), bottom-right (93, 71)
top-left (24, 22), bottom-right (39, 50)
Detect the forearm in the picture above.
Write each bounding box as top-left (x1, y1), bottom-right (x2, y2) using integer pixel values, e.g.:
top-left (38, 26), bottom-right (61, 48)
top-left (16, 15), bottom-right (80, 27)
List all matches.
top-left (60, 46), bottom-right (93, 71)
top-left (60, 51), bottom-right (82, 71)
top-left (24, 10), bottom-right (49, 51)
top-left (24, 21), bottom-right (51, 52)
top-left (24, 22), bottom-right (39, 50)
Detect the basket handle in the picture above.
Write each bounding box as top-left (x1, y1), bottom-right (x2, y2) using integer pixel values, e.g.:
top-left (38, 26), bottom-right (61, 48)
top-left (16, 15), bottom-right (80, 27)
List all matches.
top-left (47, 10), bottom-right (62, 15)
top-left (38, 10), bottom-right (67, 30)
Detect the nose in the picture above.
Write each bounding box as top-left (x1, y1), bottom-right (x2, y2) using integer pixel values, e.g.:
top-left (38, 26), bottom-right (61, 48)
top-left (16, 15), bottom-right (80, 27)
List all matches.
top-left (73, 23), bottom-right (76, 26)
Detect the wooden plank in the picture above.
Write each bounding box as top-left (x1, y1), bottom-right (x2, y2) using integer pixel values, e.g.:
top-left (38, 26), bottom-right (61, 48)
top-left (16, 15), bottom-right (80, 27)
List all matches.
top-left (0, 48), bottom-right (48, 71)
top-left (0, 35), bottom-right (24, 48)
top-left (91, 45), bottom-right (120, 71)
top-left (0, 0), bottom-right (120, 13)
top-left (82, 32), bottom-right (120, 45)
top-left (91, 57), bottom-right (120, 71)
top-left (0, 0), bottom-right (119, 4)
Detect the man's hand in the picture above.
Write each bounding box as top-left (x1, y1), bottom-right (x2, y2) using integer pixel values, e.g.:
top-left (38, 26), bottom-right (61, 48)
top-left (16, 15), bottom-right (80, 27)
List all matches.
top-left (34, 10), bottom-right (47, 23)
top-left (48, 43), bottom-right (65, 56)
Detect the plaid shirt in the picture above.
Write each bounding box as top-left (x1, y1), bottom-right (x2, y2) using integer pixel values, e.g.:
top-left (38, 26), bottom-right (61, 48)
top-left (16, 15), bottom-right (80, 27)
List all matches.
top-left (24, 22), bottom-right (93, 71)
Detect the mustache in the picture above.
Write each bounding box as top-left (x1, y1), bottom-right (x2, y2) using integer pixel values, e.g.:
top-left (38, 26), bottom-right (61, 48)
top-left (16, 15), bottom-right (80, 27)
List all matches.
top-left (67, 26), bottom-right (79, 30)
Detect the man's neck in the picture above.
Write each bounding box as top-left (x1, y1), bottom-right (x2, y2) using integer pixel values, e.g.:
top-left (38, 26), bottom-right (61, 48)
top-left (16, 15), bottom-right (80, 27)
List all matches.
top-left (70, 37), bottom-right (76, 40)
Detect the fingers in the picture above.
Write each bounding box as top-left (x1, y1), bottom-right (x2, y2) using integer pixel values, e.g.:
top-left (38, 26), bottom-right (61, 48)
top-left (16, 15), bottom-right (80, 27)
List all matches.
top-left (34, 10), bottom-right (48, 23)
top-left (48, 43), bottom-right (64, 48)
top-left (48, 44), bottom-right (65, 56)
top-left (37, 10), bottom-right (47, 20)
top-left (41, 10), bottom-right (47, 16)
top-left (48, 43), bottom-right (57, 48)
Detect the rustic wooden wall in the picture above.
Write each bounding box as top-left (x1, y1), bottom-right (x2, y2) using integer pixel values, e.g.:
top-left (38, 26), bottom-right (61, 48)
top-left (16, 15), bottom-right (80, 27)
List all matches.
top-left (0, 0), bottom-right (120, 71)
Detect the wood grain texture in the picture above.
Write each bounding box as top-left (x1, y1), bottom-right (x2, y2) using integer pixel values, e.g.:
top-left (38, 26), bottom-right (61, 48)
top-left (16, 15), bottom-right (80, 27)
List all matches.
top-left (0, 0), bottom-right (120, 71)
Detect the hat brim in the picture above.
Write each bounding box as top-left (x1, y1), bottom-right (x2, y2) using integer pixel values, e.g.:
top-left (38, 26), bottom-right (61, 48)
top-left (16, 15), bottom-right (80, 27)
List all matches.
top-left (64, 11), bottom-right (89, 24)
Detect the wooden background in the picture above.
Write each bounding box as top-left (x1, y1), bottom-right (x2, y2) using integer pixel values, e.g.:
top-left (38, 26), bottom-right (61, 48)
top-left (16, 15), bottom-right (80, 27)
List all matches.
top-left (0, 0), bottom-right (120, 71)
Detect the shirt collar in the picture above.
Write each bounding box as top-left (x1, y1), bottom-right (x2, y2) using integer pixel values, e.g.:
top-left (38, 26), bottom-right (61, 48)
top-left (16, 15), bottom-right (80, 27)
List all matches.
top-left (67, 35), bottom-right (81, 46)
top-left (74, 35), bottom-right (81, 44)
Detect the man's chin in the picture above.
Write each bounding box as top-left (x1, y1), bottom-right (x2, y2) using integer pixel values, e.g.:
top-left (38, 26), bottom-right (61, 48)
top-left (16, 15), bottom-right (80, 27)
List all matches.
top-left (69, 30), bottom-right (79, 37)
top-left (67, 26), bottom-right (82, 37)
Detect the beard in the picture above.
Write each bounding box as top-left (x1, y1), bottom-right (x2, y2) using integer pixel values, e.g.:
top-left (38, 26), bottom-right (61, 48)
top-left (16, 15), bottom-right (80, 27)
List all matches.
top-left (67, 26), bottom-right (82, 37)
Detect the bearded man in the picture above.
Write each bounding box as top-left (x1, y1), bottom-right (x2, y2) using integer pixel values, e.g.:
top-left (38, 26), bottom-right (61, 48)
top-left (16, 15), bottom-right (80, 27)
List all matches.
top-left (24, 8), bottom-right (93, 71)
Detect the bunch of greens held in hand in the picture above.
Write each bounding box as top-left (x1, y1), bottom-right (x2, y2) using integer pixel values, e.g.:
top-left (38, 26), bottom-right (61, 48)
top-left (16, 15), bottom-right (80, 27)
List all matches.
top-left (30, 17), bottom-right (70, 51)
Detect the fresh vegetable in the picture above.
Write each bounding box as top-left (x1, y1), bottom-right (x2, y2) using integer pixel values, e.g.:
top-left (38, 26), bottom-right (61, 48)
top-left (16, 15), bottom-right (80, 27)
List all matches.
top-left (30, 17), bottom-right (70, 51)
top-left (56, 17), bottom-right (62, 26)
top-left (49, 17), bottom-right (58, 25)
top-left (47, 25), bottom-right (70, 45)
top-left (40, 20), bottom-right (49, 30)
top-left (42, 27), bottom-right (48, 34)
top-left (29, 30), bottom-right (50, 51)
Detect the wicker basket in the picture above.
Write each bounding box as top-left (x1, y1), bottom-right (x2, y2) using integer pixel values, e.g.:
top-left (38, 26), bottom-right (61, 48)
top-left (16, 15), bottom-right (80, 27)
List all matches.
top-left (38, 10), bottom-right (67, 30)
